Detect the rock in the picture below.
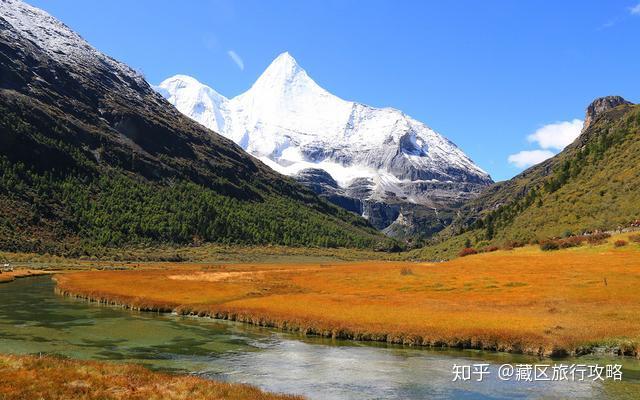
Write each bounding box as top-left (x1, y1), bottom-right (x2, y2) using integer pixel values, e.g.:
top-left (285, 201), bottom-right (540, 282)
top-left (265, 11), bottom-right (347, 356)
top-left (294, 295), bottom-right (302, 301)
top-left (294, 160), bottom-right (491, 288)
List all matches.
top-left (583, 96), bottom-right (633, 131)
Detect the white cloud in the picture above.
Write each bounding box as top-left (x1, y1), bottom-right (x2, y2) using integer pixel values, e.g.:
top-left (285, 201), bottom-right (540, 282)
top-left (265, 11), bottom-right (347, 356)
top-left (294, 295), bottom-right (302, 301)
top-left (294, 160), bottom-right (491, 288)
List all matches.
top-left (631, 3), bottom-right (640, 15)
top-left (227, 50), bottom-right (244, 71)
top-left (598, 20), bottom-right (616, 30)
top-left (508, 150), bottom-right (555, 169)
top-left (527, 119), bottom-right (583, 150)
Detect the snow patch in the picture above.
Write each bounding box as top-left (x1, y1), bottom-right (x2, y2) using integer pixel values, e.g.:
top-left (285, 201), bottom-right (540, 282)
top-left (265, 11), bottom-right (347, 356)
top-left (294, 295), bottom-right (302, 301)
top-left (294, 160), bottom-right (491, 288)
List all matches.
top-left (156, 52), bottom-right (492, 203)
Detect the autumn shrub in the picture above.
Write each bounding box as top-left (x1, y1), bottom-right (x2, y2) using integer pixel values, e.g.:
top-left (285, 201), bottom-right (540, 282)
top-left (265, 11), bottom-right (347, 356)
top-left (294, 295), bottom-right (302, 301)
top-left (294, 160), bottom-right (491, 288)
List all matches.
top-left (614, 240), bottom-right (628, 248)
top-left (458, 248), bottom-right (478, 257)
top-left (480, 246), bottom-right (499, 253)
top-left (629, 234), bottom-right (640, 243)
top-left (540, 241), bottom-right (560, 251)
top-left (502, 240), bottom-right (523, 251)
top-left (587, 232), bottom-right (611, 245)
top-left (558, 236), bottom-right (586, 249)
top-left (400, 267), bottom-right (413, 275)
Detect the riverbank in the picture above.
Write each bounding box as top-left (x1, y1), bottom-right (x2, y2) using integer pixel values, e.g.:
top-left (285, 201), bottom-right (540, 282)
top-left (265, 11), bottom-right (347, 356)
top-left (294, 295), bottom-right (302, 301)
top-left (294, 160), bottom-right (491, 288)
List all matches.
top-left (0, 353), bottom-right (303, 400)
top-left (0, 268), bottom-right (52, 283)
top-left (55, 233), bottom-right (640, 358)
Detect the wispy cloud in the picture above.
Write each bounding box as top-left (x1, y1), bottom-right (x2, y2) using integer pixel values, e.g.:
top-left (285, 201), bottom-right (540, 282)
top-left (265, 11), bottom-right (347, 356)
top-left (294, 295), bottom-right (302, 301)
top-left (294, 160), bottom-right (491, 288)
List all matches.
top-left (527, 119), bottom-right (584, 150)
top-left (597, 19), bottom-right (616, 30)
top-left (508, 150), bottom-right (555, 169)
top-left (227, 50), bottom-right (244, 71)
top-left (630, 3), bottom-right (640, 15)
top-left (508, 119), bottom-right (583, 170)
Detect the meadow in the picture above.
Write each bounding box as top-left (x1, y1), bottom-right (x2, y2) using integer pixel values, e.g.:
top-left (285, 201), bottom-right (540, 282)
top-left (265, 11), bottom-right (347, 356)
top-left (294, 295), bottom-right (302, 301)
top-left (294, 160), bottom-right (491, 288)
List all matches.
top-left (0, 354), bottom-right (302, 400)
top-left (0, 268), bottom-right (51, 283)
top-left (55, 233), bottom-right (640, 357)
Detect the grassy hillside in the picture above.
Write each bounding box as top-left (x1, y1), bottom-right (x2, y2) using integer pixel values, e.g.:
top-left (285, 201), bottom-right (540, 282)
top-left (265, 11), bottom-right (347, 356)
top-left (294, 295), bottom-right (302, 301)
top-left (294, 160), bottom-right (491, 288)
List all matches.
top-left (417, 101), bottom-right (640, 260)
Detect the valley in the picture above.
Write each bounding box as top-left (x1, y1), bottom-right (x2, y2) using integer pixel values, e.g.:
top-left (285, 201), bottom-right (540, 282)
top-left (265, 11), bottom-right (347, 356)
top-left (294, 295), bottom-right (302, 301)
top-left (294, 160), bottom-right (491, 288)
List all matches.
top-left (2, 273), bottom-right (640, 400)
top-left (1, 0), bottom-right (639, 399)
top-left (53, 233), bottom-right (640, 358)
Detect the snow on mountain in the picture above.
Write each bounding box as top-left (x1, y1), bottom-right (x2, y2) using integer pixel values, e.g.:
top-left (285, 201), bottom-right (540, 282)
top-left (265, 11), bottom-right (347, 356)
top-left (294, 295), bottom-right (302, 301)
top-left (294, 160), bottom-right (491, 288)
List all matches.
top-left (0, 0), bottom-right (145, 87)
top-left (156, 52), bottom-right (491, 207)
top-left (157, 53), bottom-right (492, 233)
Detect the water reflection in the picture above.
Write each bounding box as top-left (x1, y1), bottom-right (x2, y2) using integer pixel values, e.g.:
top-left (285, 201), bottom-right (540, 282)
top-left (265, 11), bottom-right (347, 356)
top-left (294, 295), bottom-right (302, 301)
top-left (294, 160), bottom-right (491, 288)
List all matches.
top-left (0, 276), bottom-right (637, 399)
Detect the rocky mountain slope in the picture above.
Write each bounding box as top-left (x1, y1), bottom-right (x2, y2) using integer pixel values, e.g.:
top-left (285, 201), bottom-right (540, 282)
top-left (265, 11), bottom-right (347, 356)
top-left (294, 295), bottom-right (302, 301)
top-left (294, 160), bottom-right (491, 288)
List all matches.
top-left (0, 0), bottom-right (386, 254)
top-left (418, 96), bottom-right (640, 259)
top-left (157, 53), bottom-right (493, 240)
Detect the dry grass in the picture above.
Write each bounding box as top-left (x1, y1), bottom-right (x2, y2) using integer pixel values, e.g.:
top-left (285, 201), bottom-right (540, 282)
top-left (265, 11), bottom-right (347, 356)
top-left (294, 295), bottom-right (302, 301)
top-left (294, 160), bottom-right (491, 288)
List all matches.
top-left (56, 233), bottom-right (640, 357)
top-left (0, 268), bottom-right (52, 283)
top-left (0, 354), bottom-right (302, 400)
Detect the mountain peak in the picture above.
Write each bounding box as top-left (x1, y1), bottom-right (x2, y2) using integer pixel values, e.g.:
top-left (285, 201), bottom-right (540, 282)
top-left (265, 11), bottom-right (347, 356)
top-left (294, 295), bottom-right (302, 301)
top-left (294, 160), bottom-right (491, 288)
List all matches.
top-left (584, 96), bottom-right (633, 131)
top-left (0, 0), bottom-right (143, 85)
top-left (268, 52), bottom-right (302, 73)
top-left (247, 52), bottom-right (316, 95)
top-left (157, 74), bottom-right (227, 101)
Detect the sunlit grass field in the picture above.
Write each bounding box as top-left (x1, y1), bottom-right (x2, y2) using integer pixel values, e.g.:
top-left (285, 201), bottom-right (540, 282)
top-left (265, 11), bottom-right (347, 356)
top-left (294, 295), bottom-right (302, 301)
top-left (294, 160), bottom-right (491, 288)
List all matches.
top-left (56, 233), bottom-right (640, 357)
top-left (0, 354), bottom-right (302, 400)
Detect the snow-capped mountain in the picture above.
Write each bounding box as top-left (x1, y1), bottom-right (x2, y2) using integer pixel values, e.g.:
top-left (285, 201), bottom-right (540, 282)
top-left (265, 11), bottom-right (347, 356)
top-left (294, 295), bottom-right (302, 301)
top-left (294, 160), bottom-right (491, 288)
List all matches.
top-left (0, 0), bottom-right (147, 92)
top-left (157, 52), bottom-right (493, 234)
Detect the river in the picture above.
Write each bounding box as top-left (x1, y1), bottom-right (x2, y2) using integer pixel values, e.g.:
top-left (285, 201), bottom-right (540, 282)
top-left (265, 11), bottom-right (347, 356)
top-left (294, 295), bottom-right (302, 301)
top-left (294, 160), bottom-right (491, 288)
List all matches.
top-left (0, 276), bottom-right (638, 399)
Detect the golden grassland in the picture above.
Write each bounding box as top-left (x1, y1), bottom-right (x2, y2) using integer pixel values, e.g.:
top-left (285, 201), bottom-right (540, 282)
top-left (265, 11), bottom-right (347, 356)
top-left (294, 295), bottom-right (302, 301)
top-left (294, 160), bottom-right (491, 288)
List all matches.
top-left (0, 354), bottom-right (302, 400)
top-left (55, 233), bottom-right (640, 357)
top-left (0, 268), bottom-right (52, 283)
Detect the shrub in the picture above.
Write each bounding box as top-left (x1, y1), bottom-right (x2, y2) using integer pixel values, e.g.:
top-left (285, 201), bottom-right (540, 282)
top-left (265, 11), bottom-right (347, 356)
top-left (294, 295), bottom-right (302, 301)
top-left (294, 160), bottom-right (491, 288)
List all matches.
top-left (400, 267), bottom-right (413, 276)
top-left (558, 236), bottom-right (586, 249)
top-left (458, 248), bottom-right (478, 257)
top-left (562, 230), bottom-right (573, 238)
top-left (480, 246), bottom-right (499, 253)
top-left (629, 234), bottom-right (640, 243)
top-left (614, 240), bottom-right (628, 248)
top-left (502, 240), bottom-right (525, 251)
top-left (587, 232), bottom-right (611, 245)
top-left (540, 241), bottom-right (560, 251)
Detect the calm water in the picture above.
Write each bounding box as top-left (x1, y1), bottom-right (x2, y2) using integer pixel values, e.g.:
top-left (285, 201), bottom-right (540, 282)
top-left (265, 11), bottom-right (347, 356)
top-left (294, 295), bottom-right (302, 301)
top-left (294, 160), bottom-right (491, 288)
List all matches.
top-left (1, 276), bottom-right (639, 399)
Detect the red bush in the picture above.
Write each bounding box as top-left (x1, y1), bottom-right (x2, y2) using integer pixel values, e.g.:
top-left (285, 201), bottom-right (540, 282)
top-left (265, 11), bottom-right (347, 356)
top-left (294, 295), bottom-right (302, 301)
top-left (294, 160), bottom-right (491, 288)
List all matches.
top-left (458, 248), bottom-right (478, 257)
top-left (480, 246), bottom-right (499, 253)
top-left (558, 236), bottom-right (586, 249)
top-left (503, 240), bottom-right (524, 250)
top-left (587, 232), bottom-right (611, 245)
top-left (614, 240), bottom-right (628, 248)
top-left (629, 234), bottom-right (640, 243)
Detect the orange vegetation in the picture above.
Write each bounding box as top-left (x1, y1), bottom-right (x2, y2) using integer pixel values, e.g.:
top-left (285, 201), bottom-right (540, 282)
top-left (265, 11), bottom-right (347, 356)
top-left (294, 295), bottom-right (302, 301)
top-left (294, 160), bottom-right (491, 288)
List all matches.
top-left (56, 234), bottom-right (640, 357)
top-left (0, 354), bottom-right (302, 400)
top-left (0, 268), bottom-right (51, 283)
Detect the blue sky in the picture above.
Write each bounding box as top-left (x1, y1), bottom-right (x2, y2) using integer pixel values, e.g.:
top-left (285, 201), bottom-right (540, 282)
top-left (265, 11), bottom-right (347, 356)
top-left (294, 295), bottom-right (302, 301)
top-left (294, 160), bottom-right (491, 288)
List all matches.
top-left (30, 0), bottom-right (640, 181)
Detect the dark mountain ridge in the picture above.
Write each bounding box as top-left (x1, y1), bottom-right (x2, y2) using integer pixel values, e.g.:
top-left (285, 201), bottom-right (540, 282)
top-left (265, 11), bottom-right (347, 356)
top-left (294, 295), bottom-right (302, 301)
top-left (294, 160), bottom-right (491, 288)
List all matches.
top-left (0, 0), bottom-right (386, 254)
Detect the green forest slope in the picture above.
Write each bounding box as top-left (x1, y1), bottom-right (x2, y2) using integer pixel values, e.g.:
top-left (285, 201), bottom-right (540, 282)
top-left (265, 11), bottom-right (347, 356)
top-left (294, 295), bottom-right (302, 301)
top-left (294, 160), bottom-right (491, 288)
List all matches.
top-left (417, 100), bottom-right (640, 260)
top-left (0, 13), bottom-right (386, 255)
